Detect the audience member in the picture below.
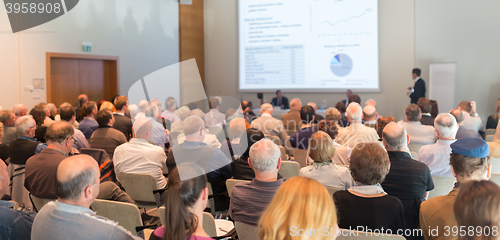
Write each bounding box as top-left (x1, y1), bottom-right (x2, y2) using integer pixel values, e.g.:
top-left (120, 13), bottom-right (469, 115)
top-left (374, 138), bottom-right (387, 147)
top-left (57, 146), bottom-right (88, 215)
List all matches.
top-left (232, 128), bottom-right (265, 180)
top-left (325, 107), bottom-right (341, 123)
top-left (79, 101), bottom-right (99, 138)
top-left (149, 164), bottom-right (212, 240)
top-left (47, 103), bottom-right (57, 120)
top-left (486, 99), bottom-right (500, 129)
top-left (54, 102), bottom-right (79, 128)
top-left (271, 90), bottom-right (289, 109)
top-left (205, 97), bottom-right (226, 128)
top-left (339, 94), bottom-right (362, 127)
top-left (398, 104), bottom-right (437, 145)
top-left (454, 180), bottom-right (500, 240)
top-left (333, 143), bottom-right (405, 233)
top-left (418, 113), bottom-right (458, 177)
top-left (170, 106), bottom-right (190, 134)
top-left (381, 123), bottom-right (434, 238)
top-left (99, 101), bottom-right (114, 112)
top-left (166, 115), bottom-right (232, 211)
top-left (144, 105), bottom-right (168, 148)
top-left (488, 121), bottom-right (500, 158)
top-left (13, 104), bottom-right (27, 117)
top-left (307, 102), bottom-right (324, 123)
top-left (335, 102), bottom-right (379, 148)
top-left (114, 118), bottom-right (167, 189)
top-left (135, 100), bottom-right (149, 120)
top-left (0, 110), bottom-right (18, 144)
top-left (281, 98), bottom-right (302, 132)
top-left (229, 138), bottom-right (283, 226)
top-left (458, 101), bottom-right (483, 132)
top-left (289, 105), bottom-right (317, 149)
top-left (318, 120), bottom-right (351, 165)
top-left (420, 138), bottom-right (491, 240)
top-left (341, 89), bottom-right (353, 107)
top-left (376, 116), bottom-right (396, 140)
top-left (240, 100), bottom-right (257, 123)
top-left (300, 131), bottom-right (351, 189)
top-left (177, 110), bottom-right (221, 148)
top-left (151, 99), bottom-right (171, 131)
top-left (30, 106), bottom-right (48, 142)
top-left (9, 116), bottom-right (44, 165)
top-left (89, 110), bottom-right (127, 159)
top-left (161, 98), bottom-right (180, 123)
top-left (336, 101), bottom-right (346, 115)
top-left (450, 109), bottom-right (481, 139)
top-left (0, 159), bottom-right (36, 239)
top-left (418, 97), bottom-right (435, 126)
top-left (363, 104), bottom-right (378, 126)
top-left (31, 155), bottom-right (140, 240)
top-left (365, 99), bottom-right (377, 107)
top-left (259, 176), bottom-right (337, 240)
top-left (75, 94), bottom-right (88, 122)
top-left (59, 106), bottom-right (90, 151)
top-left (250, 103), bottom-right (288, 145)
top-left (113, 96), bottom-right (133, 141)
top-left (128, 104), bottom-right (138, 120)
top-left (0, 123), bottom-right (8, 163)
top-left (35, 103), bottom-right (55, 127)
top-left (225, 117), bottom-right (246, 156)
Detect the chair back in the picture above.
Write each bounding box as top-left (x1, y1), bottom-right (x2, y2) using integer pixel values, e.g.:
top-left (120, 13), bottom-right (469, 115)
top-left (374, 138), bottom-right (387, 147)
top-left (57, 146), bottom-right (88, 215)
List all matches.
top-left (486, 135), bottom-right (495, 142)
top-left (29, 194), bottom-right (55, 212)
top-left (428, 175), bottom-right (456, 199)
top-left (278, 161), bottom-right (300, 180)
top-left (116, 172), bottom-right (161, 208)
top-left (408, 143), bottom-right (425, 154)
top-left (292, 148), bottom-right (308, 168)
top-left (326, 186), bottom-right (341, 196)
top-left (337, 230), bottom-right (406, 240)
top-left (486, 129), bottom-right (496, 136)
top-left (80, 148), bottom-right (116, 182)
top-left (279, 146), bottom-right (288, 160)
top-left (235, 221), bottom-right (259, 240)
top-left (266, 135), bottom-right (282, 146)
top-left (491, 157), bottom-right (500, 174)
top-left (91, 199), bottom-right (143, 236)
top-left (489, 174), bottom-right (500, 186)
top-left (206, 182), bottom-right (216, 215)
top-left (8, 163), bottom-right (32, 210)
top-left (226, 179), bottom-right (251, 197)
top-left (158, 206), bottom-right (218, 237)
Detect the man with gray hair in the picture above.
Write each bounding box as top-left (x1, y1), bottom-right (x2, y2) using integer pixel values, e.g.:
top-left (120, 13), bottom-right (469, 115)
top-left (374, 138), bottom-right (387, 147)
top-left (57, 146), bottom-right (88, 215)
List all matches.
top-left (335, 102), bottom-right (379, 148)
top-left (398, 103), bottom-right (437, 145)
top-left (170, 106), bottom-right (191, 134)
top-left (161, 97), bottom-right (180, 123)
top-left (205, 97), bottom-right (226, 128)
top-left (114, 118), bottom-right (168, 189)
top-left (450, 108), bottom-right (481, 139)
top-left (381, 123), bottom-right (434, 235)
top-left (9, 116), bottom-right (45, 165)
top-left (229, 138), bottom-right (283, 226)
top-left (144, 105), bottom-right (168, 149)
top-left (325, 107), bottom-right (341, 122)
top-left (363, 104), bottom-right (378, 126)
top-left (13, 104), bottom-right (27, 117)
top-left (281, 98), bottom-right (302, 132)
top-left (31, 155), bottom-right (141, 240)
top-left (418, 113), bottom-right (459, 177)
top-left (251, 103), bottom-right (288, 145)
top-left (167, 115), bottom-right (232, 211)
top-left (0, 110), bottom-right (18, 144)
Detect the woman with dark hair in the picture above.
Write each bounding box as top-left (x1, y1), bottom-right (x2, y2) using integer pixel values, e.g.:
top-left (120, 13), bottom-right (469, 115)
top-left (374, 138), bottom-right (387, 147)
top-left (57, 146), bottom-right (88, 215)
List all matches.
top-left (150, 164), bottom-right (213, 240)
top-left (486, 99), bottom-right (500, 129)
top-left (30, 107), bottom-right (47, 143)
top-left (232, 128), bottom-right (266, 180)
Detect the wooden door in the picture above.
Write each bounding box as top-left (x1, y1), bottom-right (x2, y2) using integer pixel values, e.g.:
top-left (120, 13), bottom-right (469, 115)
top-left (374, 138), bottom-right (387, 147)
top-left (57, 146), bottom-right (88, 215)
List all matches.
top-left (179, 0), bottom-right (205, 87)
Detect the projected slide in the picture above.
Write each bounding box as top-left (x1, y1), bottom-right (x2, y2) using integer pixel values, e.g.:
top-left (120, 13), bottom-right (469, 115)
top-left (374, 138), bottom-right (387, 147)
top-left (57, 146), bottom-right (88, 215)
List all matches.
top-left (238, 0), bottom-right (379, 91)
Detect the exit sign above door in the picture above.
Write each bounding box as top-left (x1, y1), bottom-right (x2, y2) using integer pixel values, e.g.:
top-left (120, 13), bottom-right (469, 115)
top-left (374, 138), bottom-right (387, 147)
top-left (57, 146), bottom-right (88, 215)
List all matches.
top-left (82, 41), bottom-right (92, 52)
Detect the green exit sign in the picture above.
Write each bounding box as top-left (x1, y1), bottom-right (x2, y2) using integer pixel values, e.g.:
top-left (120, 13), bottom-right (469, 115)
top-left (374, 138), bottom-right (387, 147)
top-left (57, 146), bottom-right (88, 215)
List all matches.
top-left (82, 41), bottom-right (92, 52)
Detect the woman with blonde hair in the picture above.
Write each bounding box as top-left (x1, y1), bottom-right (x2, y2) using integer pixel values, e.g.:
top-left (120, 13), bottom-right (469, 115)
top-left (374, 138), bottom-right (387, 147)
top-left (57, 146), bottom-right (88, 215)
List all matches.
top-left (488, 121), bottom-right (500, 158)
top-left (486, 99), bottom-right (500, 129)
top-left (300, 131), bottom-right (351, 190)
top-left (259, 176), bottom-right (338, 240)
top-left (99, 101), bottom-right (116, 112)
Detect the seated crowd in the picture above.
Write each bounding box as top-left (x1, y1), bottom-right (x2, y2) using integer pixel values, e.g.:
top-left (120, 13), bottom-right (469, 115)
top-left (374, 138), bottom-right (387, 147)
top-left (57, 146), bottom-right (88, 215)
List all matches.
top-left (0, 92), bottom-right (500, 240)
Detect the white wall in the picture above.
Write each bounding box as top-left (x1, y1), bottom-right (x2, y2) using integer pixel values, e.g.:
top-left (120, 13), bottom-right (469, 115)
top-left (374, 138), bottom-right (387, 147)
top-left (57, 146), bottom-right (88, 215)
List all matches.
top-left (0, 0), bottom-right (179, 110)
top-left (416, 0), bottom-right (500, 122)
top-left (205, 0), bottom-right (416, 121)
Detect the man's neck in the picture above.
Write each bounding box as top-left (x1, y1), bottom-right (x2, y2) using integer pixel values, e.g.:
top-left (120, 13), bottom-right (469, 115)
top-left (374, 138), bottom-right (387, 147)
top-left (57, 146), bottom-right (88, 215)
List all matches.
top-left (115, 110), bottom-right (125, 114)
top-left (47, 144), bottom-right (68, 154)
top-left (20, 134), bottom-right (33, 138)
top-left (439, 137), bottom-right (455, 141)
top-left (301, 123), bottom-right (312, 129)
top-left (58, 198), bottom-right (90, 209)
top-left (86, 115), bottom-right (95, 120)
top-left (255, 172), bottom-right (278, 182)
top-left (350, 120), bottom-right (362, 124)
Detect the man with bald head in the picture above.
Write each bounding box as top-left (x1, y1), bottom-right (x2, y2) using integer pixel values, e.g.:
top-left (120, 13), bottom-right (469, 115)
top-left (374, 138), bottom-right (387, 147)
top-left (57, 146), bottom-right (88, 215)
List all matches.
top-left (363, 104), bottom-right (378, 127)
top-left (450, 109), bottom-right (481, 139)
top-left (13, 104), bottom-right (27, 117)
top-left (31, 155), bottom-right (141, 240)
top-left (381, 123), bottom-right (434, 238)
top-left (167, 115), bottom-right (232, 211)
top-left (114, 118), bottom-right (167, 189)
top-left (335, 102), bottom-right (379, 148)
top-left (281, 98), bottom-right (302, 132)
top-left (251, 103), bottom-right (288, 145)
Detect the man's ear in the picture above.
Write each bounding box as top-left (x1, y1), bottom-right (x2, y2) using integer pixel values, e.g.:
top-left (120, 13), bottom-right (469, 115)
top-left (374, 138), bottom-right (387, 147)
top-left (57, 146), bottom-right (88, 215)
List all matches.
top-left (451, 165), bottom-right (457, 178)
top-left (277, 157), bottom-right (282, 170)
top-left (487, 164), bottom-right (492, 179)
top-left (84, 185), bottom-right (93, 199)
top-left (247, 157), bottom-right (253, 169)
top-left (407, 134), bottom-right (411, 144)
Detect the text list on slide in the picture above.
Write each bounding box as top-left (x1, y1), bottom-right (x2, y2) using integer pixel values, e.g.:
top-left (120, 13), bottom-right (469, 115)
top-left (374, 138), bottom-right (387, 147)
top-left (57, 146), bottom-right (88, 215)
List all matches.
top-left (238, 0), bottom-right (379, 91)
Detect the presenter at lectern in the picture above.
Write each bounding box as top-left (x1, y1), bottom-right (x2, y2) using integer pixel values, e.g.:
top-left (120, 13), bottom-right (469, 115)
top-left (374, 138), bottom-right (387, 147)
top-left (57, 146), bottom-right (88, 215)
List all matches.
top-left (407, 68), bottom-right (426, 104)
top-left (271, 90), bottom-right (289, 109)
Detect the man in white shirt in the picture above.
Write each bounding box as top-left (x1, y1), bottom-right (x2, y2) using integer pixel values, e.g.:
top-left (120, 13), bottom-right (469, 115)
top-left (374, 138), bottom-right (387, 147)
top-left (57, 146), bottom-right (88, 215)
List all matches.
top-left (113, 118), bottom-right (167, 189)
top-left (363, 105), bottom-right (378, 126)
top-left (418, 113), bottom-right (458, 177)
top-left (250, 103), bottom-right (288, 145)
top-left (145, 105), bottom-right (168, 149)
top-left (205, 97), bottom-right (226, 128)
top-left (335, 102), bottom-right (379, 148)
top-left (160, 97), bottom-right (180, 123)
top-left (397, 104), bottom-right (437, 146)
top-left (176, 109), bottom-right (221, 148)
top-left (458, 101), bottom-right (483, 132)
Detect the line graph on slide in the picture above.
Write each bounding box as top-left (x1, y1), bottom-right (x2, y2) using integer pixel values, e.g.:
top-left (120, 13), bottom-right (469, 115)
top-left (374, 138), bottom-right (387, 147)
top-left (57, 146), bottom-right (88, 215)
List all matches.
top-left (319, 8), bottom-right (372, 28)
top-left (312, 3), bottom-right (376, 36)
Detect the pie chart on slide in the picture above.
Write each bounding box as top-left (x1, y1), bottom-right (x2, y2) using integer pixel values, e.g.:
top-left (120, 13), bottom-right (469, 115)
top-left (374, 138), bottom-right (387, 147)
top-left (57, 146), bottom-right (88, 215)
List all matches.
top-left (330, 54), bottom-right (353, 77)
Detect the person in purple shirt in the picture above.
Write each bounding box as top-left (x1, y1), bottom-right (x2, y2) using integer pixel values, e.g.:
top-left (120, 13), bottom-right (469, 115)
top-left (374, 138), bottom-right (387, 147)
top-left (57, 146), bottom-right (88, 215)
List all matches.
top-left (78, 101), bottom-right (99, 139)
top-left (289, 105), bottom-right (317, 149)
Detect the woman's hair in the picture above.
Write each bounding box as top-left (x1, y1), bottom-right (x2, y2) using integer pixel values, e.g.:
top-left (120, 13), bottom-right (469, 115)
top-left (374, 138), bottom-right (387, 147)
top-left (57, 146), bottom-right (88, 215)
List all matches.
top-left (376, 116), bottom-right (396, 139)
top-left (29, 107), bottom-right (46, 126)
top-left (335, 101), bottom-right (346, 114)
top-left (318, 120), bottom-right (339, 139)
top-left (454, 180), bottom-right (500, 240)
top-left (259, 176), bottom-right (337, 240)
top-left (350, 142), bottom-right (391, 185)
top-left (309, 131), bottom-right (336, 163)
top-left (239, 128), bottom-right (265, 156)
top-left (164, 164), bottom-right (207, 240)
top-left (496, 99), bottom-right (500, 114)
top-left (99, 101), bottom-right (115, 112)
